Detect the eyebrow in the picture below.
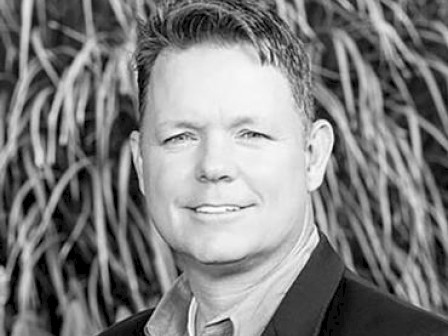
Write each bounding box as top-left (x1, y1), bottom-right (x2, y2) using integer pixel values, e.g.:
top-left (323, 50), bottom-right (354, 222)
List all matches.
top-left (156, 120), bottom-right (203, 131)
top-left (157, 117), bottom-right (262, 129)
top-left (156, 116), bottom-right (264, 131)
top-left (229, 116), bottom-right (261, 128)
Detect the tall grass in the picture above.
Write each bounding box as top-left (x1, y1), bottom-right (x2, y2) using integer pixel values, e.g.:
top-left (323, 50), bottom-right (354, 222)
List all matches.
top-left (0, 0), bottom-right (447, 334)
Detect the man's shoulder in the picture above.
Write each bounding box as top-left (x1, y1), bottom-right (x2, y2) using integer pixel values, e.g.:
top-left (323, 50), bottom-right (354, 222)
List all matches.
top-left (322, 269), bottom-right (448, 336)
top-left (96, 308), bottom-right (154, 336)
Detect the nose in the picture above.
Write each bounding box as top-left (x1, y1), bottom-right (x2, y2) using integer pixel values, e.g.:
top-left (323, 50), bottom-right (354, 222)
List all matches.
top-left (195, 135), bottom-right (237, 183)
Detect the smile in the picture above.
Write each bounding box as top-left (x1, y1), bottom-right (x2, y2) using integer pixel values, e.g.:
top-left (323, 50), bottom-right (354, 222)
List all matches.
top-left (189, 204), bottom-right (253, 215)
top-left (195, 205), bottom-right (242, 214)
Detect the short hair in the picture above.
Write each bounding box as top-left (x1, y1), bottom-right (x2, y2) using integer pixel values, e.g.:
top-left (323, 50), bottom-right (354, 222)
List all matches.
top-left (135, 0), bottom-right (314, 127)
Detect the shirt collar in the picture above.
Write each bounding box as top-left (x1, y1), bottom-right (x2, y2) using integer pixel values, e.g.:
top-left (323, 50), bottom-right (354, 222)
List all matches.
top-left (187, 296), bottom-right (198, 336)
top-left (144, 274), bottom-right (192, 336)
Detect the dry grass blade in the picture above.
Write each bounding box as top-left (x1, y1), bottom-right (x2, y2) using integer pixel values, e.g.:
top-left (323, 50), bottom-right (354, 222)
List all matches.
top-left (0, 266), bottom-right (7, 336)
top-left (333, 30), bottom-right (356, 117)
top-left (60, 299), bottom-right (94, 336)
top-left (7, 176), bottom-right (37, 243)
top-left (108, 0), bottom-right (130, 32)
top-left (0, 92), bottom-right (7, 149)
top-left (6, 59), bottom-right (40, 145)
top-left (30, 88), bottom-right (52, 167)
top-left (75, 72), bottom-right (91, 127)
top-left (10, 311), bottom-right (54, 336)
top-left (19, 0), bottom-right (34, 76)
top-left (82, 0), bottom-right (95, 38)
top-left (16, 214), bottom-right (39, 312)
top-left (290, 0), bottom-right (314, 38)
top-left (91, 168), bottom-right (112, 306)
top-left (31, 29), bottom-right (59, 86)
top-left (0, 1), bottom-right (18, 29)
top-left (87, 259), bottom-right (102, 331)
top-left (114, 306), bottom-right (132, 323)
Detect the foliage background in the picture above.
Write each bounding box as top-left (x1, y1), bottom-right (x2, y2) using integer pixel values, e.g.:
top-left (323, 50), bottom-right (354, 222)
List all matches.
top-left (1, 0), bottom-right (448, 335)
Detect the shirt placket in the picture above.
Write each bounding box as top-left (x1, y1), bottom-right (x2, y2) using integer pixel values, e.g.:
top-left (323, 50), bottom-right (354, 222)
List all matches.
top-left (200, 318), bottom-right (234, 336)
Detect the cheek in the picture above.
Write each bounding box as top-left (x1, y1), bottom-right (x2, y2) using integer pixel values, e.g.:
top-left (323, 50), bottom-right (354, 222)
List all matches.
top-left (142, 153), bottom-right (187, 243)
top-left (244, 149), bottom-right (306, 198)
top-left (143, 151), bottom-right (193, 207)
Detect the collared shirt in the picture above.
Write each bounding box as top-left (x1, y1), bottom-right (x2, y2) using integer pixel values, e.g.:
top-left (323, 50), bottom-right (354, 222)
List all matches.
top-left (145, 225), bottom-right (319, 336)
top-left (101, 232), bottom-right (448, 336)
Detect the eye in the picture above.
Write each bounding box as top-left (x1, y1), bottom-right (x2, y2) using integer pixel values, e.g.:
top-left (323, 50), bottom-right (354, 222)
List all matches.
top-left (163, 132), bottom-right (197, 145)
top-left (239, 130), bottom-right (271, 140)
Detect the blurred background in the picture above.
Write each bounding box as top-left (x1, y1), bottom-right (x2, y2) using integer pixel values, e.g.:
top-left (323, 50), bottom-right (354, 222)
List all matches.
top-left (1, 0), bottom-right (448, 335)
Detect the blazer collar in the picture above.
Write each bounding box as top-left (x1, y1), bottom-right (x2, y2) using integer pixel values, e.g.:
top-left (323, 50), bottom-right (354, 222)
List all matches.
top-left (262, 233), bottom-right (345, 336)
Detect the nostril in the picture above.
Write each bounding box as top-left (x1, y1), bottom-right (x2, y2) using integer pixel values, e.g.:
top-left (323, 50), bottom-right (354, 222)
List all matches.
top-left (197, 172), bottom-right (233, 183)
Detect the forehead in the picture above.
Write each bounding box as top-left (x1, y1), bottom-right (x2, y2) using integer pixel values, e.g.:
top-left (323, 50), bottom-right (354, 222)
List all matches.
top-left (145, 43), bottom-right (300, 128)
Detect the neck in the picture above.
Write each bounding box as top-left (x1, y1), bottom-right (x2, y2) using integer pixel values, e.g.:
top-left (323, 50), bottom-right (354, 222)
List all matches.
top-left (178, 200), bottom-right (316, 324)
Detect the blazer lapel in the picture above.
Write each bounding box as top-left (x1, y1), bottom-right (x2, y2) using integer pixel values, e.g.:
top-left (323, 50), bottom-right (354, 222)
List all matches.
top-left (261, 234), bottom-right (345, 336)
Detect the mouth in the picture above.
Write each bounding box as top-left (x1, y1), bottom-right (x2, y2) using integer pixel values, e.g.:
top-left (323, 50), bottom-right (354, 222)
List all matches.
top-left (188, 204), bottom-right (253, 215)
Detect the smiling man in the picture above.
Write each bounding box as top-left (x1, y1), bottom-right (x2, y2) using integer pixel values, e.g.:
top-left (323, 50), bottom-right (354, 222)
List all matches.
top-left (98, 0), bottom-right (448, 335)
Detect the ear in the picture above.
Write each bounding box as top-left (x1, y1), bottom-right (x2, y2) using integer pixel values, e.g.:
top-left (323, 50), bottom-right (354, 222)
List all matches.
top-left (130, 130), bottom-right (145, 195)
top-left (305, 119), bottom-right (334, 192)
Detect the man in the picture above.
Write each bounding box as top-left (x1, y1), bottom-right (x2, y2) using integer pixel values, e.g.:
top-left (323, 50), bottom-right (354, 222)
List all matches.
top-left (99, 0), bottom-right (448, 335)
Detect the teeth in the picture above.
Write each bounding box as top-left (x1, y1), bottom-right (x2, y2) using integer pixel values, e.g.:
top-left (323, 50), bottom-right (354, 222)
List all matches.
top-left (195, 206), bottom-right (241, 214)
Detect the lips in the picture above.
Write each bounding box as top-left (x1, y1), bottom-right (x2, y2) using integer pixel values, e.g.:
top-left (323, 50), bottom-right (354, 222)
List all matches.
top-left (195, 205), bottom-right (242, 214)
top-left (188, 204), bottom-right (253, 214)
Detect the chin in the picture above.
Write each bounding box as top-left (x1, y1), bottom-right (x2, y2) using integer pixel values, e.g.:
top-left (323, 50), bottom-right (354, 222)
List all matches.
top-left (177, 234), bottom-right (259, 270)
top-left (197, 254), bottom-right (247, 266)
top-left (190, 244), bottom-right (255, 271)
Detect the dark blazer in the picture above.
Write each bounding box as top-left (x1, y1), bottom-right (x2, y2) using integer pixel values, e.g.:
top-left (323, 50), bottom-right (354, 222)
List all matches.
top-left (98, 234), bottom-right (448, 336)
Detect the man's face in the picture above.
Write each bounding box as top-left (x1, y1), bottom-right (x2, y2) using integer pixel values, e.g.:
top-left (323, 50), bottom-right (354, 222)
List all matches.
top-left (132, 44), bottom-right (332, 270)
